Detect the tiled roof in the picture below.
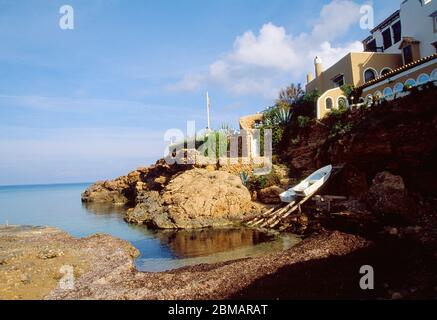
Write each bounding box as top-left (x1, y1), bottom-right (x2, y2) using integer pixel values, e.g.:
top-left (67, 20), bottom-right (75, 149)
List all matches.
top-left (357, 53), bottom-right (437, 90)
top-left (398, 37), bottom-right (421, 49)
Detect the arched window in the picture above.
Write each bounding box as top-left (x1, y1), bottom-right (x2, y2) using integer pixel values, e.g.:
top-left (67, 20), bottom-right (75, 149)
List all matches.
top-left (364, 68), bottom-right (377, 83)
top-left (380, 68), bottom-right (392, 76)
top-left (337, 96), bottom-right (348, 109)
top-left (393, 83), bottom-right (404, 94)
top-left (431, 69), bottom-right (437, 81)
top-left (417, 73), bottom-right (430, 85)
top-left (325, 97), bottom-right (333, 109)
top-left (404, 79), bottom-right (416, 88)
top-left (383, 87), bottom-right (394, 98)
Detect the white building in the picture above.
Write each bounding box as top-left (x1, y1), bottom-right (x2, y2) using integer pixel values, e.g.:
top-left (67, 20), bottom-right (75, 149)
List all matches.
top-left (363, 0), bottom-right (437, 62)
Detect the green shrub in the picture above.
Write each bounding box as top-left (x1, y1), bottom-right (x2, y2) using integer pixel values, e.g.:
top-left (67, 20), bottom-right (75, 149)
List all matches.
top-left (329, 121), bottom-right (353, 139)
top-left (249, 175), bottom-right (267, 190)
top-left (303, 90), bottom-right (320, 103)
top-left (340, 84), bottom-right (354, 98)
top-left (297, 115), bottom-right (310, 128)
top-left (329, 104), bottom-right (349, 119)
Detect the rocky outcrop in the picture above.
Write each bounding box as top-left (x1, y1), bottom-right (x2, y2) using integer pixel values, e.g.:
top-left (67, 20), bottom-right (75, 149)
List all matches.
top-left (258, 186), bottom-right (285, 204)
top-left (81, 160), bottom-right (190, 205)
top-left (126, 169), bottom-right (264, 229)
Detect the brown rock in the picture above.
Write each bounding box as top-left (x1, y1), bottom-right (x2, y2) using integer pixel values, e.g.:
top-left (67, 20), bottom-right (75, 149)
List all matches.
top-left (132, 169), bottom-right (263, 229)
top-left (124, 191), bottom-right (166, 226)
top-left (366, 172), bottom-right (412, 219)
top-left (258, 186), bottom-right (285, 204)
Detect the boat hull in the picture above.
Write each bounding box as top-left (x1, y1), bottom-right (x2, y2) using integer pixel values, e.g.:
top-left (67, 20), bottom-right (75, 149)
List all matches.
top-left (279, 165), bottom-right (333, 203)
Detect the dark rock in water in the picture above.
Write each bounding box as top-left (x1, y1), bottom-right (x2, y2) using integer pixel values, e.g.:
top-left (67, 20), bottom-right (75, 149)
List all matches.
top-left (258, 186), bottom-right (285, 204)
top-left (124, 191), bottom-right (166, 226)
top-left (366, 171), bottom-right (413, 221)
top-left (81, 181), bottom-right (130, 205)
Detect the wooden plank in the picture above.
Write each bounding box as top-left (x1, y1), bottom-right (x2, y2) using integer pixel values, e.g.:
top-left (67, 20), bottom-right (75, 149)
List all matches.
top-left (246, 201), bottom-right (295, 226)
top-left (250, 164), bottom-right (347, 229)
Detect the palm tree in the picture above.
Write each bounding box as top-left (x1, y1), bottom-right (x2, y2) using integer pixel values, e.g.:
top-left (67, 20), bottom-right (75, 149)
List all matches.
top-left (277, 83), bottom-right (305, 106)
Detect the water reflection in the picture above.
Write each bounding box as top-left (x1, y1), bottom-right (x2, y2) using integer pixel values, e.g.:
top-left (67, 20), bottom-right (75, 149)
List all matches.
top-left (82, 201), bottom-right (302, 272)
top-left (153, 228), bottom-right (276, 258)
top-left (135, 231), bottom-right (301, 272)
top-left (82, 202), bottom-right (128, 216)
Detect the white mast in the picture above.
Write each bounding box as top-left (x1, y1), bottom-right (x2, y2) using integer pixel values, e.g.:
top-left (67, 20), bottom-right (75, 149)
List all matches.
top-left (206, 91), bottom-right (211, 131)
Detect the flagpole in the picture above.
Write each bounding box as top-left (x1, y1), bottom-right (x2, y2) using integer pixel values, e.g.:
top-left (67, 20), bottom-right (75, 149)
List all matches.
top-left (206, 91), bottom-right (211, 132)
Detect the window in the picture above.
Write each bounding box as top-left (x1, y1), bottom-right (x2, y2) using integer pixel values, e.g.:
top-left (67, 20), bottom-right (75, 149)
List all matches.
top-left (405, 79), bottom-right (416, 88)
top-left (403, 45), bottom-right (413, 64)
top-left (394, 83), bottom-right (404, 94)
top-left (382, 28), bottom-right (392, 50)
top-left (364, 69), bottom-right (377, 83)
top-left (417, 74), bottom-right (430, 85)
top-left (381, 68), bottom-right (392, 76)
top-left (365, 39), bottom-right (377, 52)
top-left (383, 87), bottom-right (394, 98)
top-left (332, 74), bottom-right (344, 87)
top-left (338, 97), bottom-right (348, 109)
top-left (392, 21), bottom-right (402, 44)
top-left (325, 97), bottom-right (333, 109)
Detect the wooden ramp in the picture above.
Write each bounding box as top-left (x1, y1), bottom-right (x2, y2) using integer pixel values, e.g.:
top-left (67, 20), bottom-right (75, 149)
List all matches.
top-left (246, 164), bottom-right (345, 229)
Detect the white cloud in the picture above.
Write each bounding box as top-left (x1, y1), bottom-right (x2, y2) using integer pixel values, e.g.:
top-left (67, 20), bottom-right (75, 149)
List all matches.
top-left (171, 0), bottom-right (364, 98)
top-left (230, 23), bottom-right (299, 71)
top-left (310, 0), bottom-right (362, 42)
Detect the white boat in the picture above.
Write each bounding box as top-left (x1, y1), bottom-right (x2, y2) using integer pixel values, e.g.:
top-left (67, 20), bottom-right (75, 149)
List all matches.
top-left (279, 165), bottom-right (333, 203)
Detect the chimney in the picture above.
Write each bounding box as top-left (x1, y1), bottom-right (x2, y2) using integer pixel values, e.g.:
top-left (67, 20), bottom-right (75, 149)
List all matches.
top-left (307, 73), bottom-right (314, 83)
top-left (314, 56), bottom-right (323, 78)
top-left (314, 56), bottom-right (323, 90)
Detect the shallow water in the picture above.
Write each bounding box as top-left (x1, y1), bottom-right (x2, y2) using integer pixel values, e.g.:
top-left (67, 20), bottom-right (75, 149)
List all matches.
top-left (0, 183), bottom-right (301, 272)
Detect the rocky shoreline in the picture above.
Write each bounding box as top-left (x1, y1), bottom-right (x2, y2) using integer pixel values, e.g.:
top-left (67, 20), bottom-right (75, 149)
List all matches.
top-left (2, 87), bottom-right (435, 300)
top-left (81, 157), bottom-right (270, 230)
top-left (0, 225), bottom-right (366, 299)
top-left (2, 225), bottom-right (435, 300)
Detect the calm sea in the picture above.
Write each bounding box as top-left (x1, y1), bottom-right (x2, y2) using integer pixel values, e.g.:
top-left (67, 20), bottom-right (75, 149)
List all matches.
top-left (0, 183), bottom-right (300, 271)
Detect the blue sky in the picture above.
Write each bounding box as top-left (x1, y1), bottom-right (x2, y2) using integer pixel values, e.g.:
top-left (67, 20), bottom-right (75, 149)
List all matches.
top-left (0, 0), bottom-right (400, 185)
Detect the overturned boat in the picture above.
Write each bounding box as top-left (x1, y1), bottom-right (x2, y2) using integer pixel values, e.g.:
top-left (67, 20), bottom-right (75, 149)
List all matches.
top-left (280, 165), bottom-right (333, 203)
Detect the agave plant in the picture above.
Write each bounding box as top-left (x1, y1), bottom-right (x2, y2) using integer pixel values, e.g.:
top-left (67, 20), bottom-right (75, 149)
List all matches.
top-left (239, 171), bottom-right (250, 188)
top-left (273, 106), bottom-right (293, 126)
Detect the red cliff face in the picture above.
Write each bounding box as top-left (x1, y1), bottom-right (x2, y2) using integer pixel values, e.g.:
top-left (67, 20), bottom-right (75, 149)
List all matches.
top-left (282, 86), bottom-right (437, 198)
